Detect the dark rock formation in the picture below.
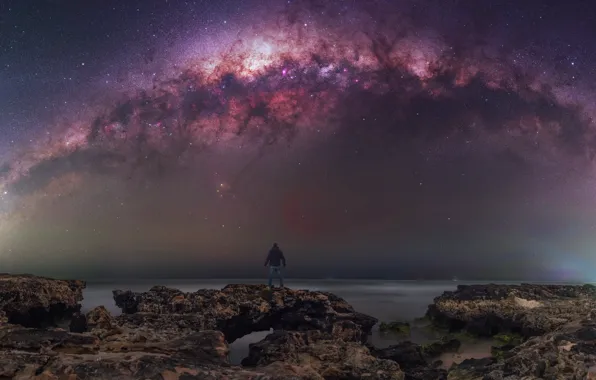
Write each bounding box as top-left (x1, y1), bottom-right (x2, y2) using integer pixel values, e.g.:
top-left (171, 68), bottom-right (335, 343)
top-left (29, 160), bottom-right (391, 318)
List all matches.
top-left (0, 323), bottom-right (275, 379)
top-left (370, 340), bottom-right (453, 380)
top-left (432, 284), bottom-right (596, 379)
top-left (426, 283), bottom-right (596, 337)
top-left (0, 293), bottom-right (312, 379)
top-left (69, 311), bottom-right (88, 333)
top-left (0, 273), bottom-right (85, 327)
top-left (113, 284), bottom-right (378, 343)
top-left (0, 325), bottom-right (99, 352)
top-left (405, 367), bottom-right (447, 380)
top-left (447, 319), bottom-right (596, 379)
top-left (8, 278), bottom-right (596, 379)
top-left (0, 276), bottom-right (401, 379)
top-left (422, 338), bottom-right (461, 358)
top-left (447, 357), bottom-right (497, 380)
top-left (242, 327), bottom-right (404, 379)
top-left (372, 342), bottom-right (428, 370)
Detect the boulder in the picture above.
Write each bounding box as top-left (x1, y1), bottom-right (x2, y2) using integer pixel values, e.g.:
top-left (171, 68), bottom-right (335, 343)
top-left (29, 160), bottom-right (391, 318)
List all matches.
top-left (69, 312), bottom-right (88, 333)
top-left (371, 341), bottom-right (427, 370)
top-left (426, 283), bottom-right (596, 337)
top-left (0, 273), bottom-right (85, 327)
top-left (113, 284), bottom-right (378, 343)
top-left (370, 341), bottom-right (448, 380)
top-left (86, 305), bottom-right (115, 331)
top-left (422, 338), bottom-right (461, 358)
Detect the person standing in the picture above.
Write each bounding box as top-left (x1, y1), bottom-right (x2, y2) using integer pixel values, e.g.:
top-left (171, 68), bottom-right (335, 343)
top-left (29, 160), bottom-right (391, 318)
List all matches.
top-left (264, 243), bottom-right (286, 288)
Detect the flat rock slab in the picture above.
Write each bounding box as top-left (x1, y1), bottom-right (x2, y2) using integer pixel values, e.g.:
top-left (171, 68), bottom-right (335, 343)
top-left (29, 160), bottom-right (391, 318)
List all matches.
top-left (0, 322), bottom-right (235, 379)
top-left (113, 284), bottom-right (378, 343)
top-left (0, 274), bottom-right (85, 327)
top-left (426, 283), bottom-right (596, 336)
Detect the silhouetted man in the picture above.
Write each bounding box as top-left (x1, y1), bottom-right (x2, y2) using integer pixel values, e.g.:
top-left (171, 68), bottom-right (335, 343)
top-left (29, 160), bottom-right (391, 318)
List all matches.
top-left (264, 243), bottom-right (286, 287)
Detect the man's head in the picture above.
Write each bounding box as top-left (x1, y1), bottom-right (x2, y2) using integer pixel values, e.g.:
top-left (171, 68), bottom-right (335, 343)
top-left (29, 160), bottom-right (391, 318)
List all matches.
top-left (272, 243), bottom-right (278, 248)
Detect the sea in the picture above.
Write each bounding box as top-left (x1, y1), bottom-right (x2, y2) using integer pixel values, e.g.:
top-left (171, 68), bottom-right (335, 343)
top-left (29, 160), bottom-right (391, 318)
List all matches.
top-left (79, 279), bottom-right (567, 365)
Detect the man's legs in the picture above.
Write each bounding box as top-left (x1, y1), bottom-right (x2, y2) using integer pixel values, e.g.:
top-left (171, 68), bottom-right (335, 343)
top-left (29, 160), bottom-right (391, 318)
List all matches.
top-left (268, 266), bottom-right (283, 288)
top-left (268, 266), bottom-right (275, 287)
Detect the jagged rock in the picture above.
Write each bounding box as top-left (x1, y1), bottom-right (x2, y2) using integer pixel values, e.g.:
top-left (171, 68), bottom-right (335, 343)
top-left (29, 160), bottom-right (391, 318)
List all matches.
top-left (447, 358), bottom-right (496, 380)
top-left (69, 312), bottom-right (88, 333)
top-left (82, 305), bottom-right (125, 340)
top-left (0, 325), bottom-right (99, 353)
top-left (422, 338), bottom-right (461, 358)
top-left (0, 349), bottom-right (290, 380)
top-left (489, 344), bottom-right (516, 361)
top-left (25, 277), bottom-right (596, 379)
top-left (86, 306), bottom-right (115, 331)
top-left (371, 341), bottom-right (448, 380)
top-left (371, 338), bottom-right (460, 369)
top-left (0, 323), bottom-right (399, 379)
top-left (372, 341), bottom-right (428, 370)
top-left (242, 328), bottom-right (404, 379)
top-left (0, 351), bottom-right (51, 379)
top-left (0, 274), bottom-right (85, 327)
top-left (497, 318), bottom-right (596, 379)
top-left (99, 330), bottom-right (231, 365)
top-left (113, 312), bottom-right (211, 342)
top-left (242, 322), bottom-right (371, 366)
top-left (426, 283), bottom-right (596, 337)
top-left (113, 284), bottom-right (378, 343)
top-left (446, 317), bottom-right (596, 380)
top-left (0, 277), bottom-right (395, 379)
top-left (406, 367), bottom-right (447, 380)
top-left (0, 324), bottom-right (238, 379)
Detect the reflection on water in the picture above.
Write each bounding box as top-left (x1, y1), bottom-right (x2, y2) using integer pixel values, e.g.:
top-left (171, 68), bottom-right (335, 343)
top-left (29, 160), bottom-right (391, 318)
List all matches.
top-left (81, 279), bottom-right (526, 364)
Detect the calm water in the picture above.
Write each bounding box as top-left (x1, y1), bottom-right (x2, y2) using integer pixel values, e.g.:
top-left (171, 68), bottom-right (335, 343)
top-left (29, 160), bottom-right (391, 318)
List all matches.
top-left (79, 279), bottom-right (543, 364)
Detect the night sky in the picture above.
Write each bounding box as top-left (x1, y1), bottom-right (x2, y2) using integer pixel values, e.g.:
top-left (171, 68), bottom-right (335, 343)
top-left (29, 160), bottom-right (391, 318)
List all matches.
top-left (1, 0), bottom-right (596, 281)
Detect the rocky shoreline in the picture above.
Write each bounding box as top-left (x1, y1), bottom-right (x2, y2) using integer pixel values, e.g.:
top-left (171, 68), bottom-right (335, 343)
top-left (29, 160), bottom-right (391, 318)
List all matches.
top-left (1, 276), bottom-right (596, 379)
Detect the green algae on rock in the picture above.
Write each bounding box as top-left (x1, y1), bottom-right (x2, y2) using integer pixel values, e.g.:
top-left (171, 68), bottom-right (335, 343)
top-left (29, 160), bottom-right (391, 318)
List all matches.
top-left (421, 337), bottom-right (461, 358)
top-left (492, 333), bottom-right (523, 346)
top-left (379, 321), bottom-right (411, 335)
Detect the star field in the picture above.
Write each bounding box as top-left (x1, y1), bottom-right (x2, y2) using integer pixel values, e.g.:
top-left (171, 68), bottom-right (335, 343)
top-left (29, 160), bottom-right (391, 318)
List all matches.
top-left (0, 0), bottom-right (596, 280)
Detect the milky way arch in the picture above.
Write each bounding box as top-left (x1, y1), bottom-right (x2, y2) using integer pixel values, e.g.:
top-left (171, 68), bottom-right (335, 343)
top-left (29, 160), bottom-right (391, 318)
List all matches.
top-left (1, 0), bottom-right (594, 215)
